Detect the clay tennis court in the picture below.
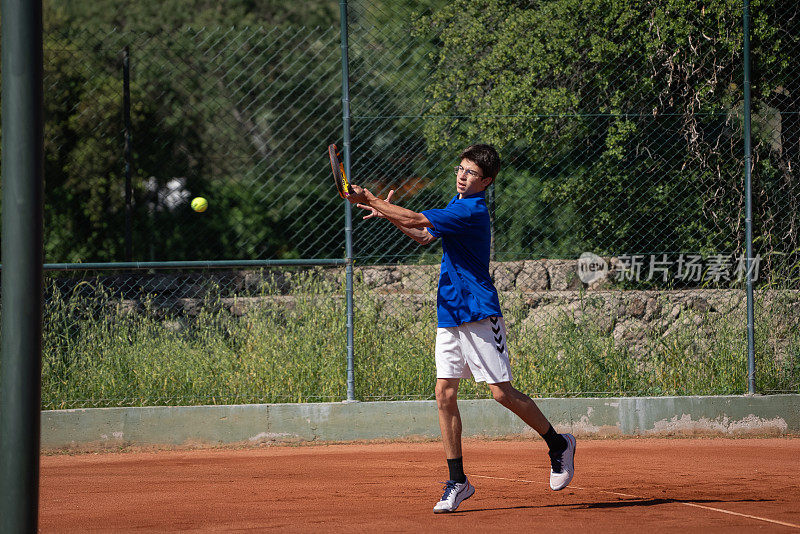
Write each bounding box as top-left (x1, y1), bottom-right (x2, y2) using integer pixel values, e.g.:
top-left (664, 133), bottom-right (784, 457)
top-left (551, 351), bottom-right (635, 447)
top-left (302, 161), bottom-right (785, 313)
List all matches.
top-left (40, 437), bottom-right (799, 532)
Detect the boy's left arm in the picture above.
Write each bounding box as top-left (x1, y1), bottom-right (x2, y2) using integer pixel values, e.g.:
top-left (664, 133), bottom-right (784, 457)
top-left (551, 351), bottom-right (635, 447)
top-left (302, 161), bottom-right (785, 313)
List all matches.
top-left (347, 185), bottom-right (435, 245)
top-left (347, 184), bottom-right (433, 231)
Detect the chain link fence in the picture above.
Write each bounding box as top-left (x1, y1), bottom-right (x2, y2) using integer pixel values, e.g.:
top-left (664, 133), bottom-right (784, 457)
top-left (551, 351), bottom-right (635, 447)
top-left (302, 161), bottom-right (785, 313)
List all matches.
top-left (43, 25), bottom-right (345, 262)
top-left (21, 0), bottom-right (800, 408)
top-left (347, 0), bottom-right (799, 401)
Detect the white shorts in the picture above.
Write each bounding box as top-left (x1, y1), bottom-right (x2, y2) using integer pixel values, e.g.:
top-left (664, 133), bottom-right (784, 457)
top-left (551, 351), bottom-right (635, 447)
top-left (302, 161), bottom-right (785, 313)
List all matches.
top-left (435, 316), bottom-right (512, 384)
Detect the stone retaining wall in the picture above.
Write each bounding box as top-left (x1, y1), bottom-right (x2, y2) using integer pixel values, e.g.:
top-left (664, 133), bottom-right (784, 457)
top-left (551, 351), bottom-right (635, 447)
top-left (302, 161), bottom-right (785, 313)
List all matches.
top-left (72, 260), bottom-right (797, 357)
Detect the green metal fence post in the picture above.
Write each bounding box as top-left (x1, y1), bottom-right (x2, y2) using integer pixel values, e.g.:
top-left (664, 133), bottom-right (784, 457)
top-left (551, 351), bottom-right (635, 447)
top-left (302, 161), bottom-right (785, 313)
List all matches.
top-left (0, 0), bottom-right (45, 531)
top-left (339, 0), bottom-right (356, 402)
top-left (742, 0), bottom-right (756, 394)
top-left (123, 45), bottom-right (133, 262)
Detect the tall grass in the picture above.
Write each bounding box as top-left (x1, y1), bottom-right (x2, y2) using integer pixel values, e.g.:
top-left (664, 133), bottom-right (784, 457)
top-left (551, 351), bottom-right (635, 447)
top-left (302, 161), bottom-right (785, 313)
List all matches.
top-left (40, 277), bottom-right (799, 409)
top-left (42, 275), bottom-right (349, 408)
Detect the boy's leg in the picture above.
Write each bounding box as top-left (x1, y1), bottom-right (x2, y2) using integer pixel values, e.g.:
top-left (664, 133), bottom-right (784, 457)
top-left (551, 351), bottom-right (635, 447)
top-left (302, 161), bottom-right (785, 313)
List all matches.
top-left (433, 378), bottom-right (475, 513)
top-left (487, 381), bottom-right (576, 491)
top-left (486, 381), bottom-right (550, 433)
top-left (435, 378), bottom-right (463, 462)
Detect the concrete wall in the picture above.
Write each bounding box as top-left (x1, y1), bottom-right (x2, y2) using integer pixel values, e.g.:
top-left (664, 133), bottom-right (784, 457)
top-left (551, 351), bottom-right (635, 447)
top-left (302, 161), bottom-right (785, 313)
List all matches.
top-left (41, 395), bottom-right (799, 450)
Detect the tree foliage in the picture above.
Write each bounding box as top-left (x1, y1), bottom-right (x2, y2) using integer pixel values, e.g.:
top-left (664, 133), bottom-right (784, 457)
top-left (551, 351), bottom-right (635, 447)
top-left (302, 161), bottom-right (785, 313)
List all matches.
top-left (22, 1), bottom-right (345, 262)
top-left (417, 0), bottom-right (800, 267)
top-left (2, 0), bottom-right (797, 269)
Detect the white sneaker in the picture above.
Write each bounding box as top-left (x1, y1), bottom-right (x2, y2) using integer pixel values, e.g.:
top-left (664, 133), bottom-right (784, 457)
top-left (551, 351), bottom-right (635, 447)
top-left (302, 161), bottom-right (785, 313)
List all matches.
top-left (433, 478), bottom-right (475, 513)
top-left (549, 433), bottom-right (576, 491)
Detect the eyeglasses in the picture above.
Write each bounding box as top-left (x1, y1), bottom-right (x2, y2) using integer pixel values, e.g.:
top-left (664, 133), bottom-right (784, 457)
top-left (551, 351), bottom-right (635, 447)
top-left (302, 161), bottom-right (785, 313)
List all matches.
top-left (454, 165), bottom-right (483, 179)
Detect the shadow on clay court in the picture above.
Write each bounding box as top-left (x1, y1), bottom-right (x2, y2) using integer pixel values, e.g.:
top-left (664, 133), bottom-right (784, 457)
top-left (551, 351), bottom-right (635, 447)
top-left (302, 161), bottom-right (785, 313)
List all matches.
top-left (455, 498), bottom-right (773, 514)
top-left (576, 497), bottom-right (774, 510)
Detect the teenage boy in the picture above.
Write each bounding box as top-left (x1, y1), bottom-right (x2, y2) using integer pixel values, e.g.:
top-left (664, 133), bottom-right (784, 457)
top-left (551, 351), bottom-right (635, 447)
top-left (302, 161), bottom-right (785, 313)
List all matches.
top-left (345, 144), bottom-right (576, 513)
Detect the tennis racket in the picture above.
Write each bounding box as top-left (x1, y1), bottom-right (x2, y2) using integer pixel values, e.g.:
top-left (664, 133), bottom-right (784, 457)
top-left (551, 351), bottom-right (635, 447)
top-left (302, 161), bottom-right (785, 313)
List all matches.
top-left (328, 144), bottom-right (353, 199)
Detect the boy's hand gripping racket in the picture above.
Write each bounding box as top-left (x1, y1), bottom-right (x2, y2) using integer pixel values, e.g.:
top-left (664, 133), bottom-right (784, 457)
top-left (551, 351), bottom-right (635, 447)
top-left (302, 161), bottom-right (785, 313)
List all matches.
top-left (328, 144), bottom-right (353, 199)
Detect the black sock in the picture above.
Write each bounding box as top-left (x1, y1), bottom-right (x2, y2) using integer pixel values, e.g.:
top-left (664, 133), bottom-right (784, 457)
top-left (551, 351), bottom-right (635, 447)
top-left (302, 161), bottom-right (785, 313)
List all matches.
top-left (541, 425), bottom-right (567, 453)
top-left (447, 457), bottom-right (466, 483)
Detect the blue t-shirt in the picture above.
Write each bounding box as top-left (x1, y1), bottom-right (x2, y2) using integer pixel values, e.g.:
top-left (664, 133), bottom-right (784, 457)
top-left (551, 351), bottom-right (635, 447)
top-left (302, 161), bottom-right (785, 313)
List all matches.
top-left (421, 191), bottom-right (502, 327)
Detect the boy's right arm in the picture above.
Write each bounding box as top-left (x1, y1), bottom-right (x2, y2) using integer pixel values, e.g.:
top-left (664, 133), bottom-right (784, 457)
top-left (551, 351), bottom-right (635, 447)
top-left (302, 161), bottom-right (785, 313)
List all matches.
top-left (391, 221), bottom-right (437, 245)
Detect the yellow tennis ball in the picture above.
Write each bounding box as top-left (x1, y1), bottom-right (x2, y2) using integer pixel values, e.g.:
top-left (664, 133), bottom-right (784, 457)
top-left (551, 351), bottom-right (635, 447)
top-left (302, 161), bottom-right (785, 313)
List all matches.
top-left (191, 197), bottom-right (208, 212)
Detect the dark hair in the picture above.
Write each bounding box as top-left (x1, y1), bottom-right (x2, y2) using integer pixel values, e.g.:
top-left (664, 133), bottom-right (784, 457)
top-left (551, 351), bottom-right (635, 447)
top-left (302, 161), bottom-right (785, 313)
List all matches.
top-left (460, 144), bottom-right (500, 183)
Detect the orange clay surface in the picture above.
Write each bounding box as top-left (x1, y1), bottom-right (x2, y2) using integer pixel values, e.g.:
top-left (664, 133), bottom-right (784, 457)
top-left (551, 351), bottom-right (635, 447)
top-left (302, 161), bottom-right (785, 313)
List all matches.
top-left (40, 437), bottom-right (800, 533)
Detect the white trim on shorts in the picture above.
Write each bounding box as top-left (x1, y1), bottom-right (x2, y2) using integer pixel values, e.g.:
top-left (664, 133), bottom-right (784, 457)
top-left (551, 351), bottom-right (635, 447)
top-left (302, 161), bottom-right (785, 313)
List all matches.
top-left (435, 316), bottom-right (512, 384)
